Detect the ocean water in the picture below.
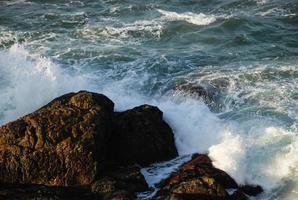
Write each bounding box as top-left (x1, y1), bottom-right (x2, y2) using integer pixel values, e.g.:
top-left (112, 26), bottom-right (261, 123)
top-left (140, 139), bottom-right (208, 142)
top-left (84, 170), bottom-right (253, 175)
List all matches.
top-left (0, 0), bottom-right (297, 199)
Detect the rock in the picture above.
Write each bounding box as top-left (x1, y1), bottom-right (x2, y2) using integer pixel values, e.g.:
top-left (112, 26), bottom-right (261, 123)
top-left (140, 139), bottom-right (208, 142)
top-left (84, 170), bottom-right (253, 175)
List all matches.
top-left (0, 91), bottom-right (115, 186)
top-left (0, 90), bottom-right (263, 200)
top-left (0, 184), bottom-right (96, 200)
top-left (0, 165), bottom-right (148, 200)
top-left (173, 83), bottom-right (221, 111)
top-left (156, 154), bottom-right (264, 200)
top-left (175, 84), bottom-right (212, 99)
top-left (156, 154), bottom-right (237, 200)
top-left (91, 165), bottom-right (148, 197)
top-left (230, 190), bottom-right (248, 200)
top-left (158, 154), bottom-right (237, 189)
top-left (103, 190), bottom-right (133, 200)
top-left (0, 91), bottom-right (176, 198)
top-left (239, 185), bottom-right (263, 196)
top-left (109, 105), bottom-right (178, 165)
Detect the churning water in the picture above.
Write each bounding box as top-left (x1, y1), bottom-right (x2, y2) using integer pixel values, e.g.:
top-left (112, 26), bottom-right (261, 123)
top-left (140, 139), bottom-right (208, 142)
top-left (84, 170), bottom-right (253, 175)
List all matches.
top-left (0, 0), bottom-right (297, 199)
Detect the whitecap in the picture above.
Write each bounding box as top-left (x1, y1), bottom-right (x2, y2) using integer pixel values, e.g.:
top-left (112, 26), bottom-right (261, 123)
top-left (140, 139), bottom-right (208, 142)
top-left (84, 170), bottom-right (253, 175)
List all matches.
top-left (157, 9), bottom-right (216, 26)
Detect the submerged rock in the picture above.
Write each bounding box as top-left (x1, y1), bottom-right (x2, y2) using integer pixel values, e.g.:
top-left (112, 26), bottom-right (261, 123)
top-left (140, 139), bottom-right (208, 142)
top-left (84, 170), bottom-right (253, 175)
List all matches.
top-left (173, 83), bottom-right (222, 111)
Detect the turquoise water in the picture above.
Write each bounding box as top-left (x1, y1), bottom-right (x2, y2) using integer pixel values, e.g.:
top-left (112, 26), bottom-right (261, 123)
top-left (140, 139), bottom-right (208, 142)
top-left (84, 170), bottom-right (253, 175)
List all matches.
top-left (0, 0), bottom-right (297, 199)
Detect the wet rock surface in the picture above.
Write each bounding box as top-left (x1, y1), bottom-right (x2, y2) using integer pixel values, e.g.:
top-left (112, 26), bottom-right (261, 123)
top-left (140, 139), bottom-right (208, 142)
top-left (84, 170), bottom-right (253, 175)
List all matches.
top-left (0, 91), bottom-right (115, 186)
top-left (173, 83), bottom-right (222, 111)
top-left (91, 165), bottom-right (148, 199)
top-left (0, 91), bottom-right (176, 199)
top-left (238, 185), bottom-right (263, 196)
top-left (0, 184), bottom-right (96, 200)
top-left (0, 91), bottom-right (262, 199)
top-left (110, 105), bottom-right (178, 165)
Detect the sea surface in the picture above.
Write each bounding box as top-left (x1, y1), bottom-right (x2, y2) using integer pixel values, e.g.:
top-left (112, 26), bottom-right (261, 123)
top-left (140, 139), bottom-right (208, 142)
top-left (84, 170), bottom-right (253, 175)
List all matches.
top-left (0, 0), bottom-right (297, 199)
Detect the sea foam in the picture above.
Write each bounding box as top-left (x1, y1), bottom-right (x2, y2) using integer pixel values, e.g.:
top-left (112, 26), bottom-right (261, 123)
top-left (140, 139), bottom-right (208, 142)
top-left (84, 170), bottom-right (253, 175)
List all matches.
top-left (0, 45), bottom-right (89, 124)
top-left (157, 9), bottom-right (216, 26)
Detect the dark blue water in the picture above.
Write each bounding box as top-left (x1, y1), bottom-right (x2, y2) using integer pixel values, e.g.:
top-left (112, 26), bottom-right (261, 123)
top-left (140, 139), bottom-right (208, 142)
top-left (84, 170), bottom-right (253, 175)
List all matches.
top-left (0, 0), bottom-right (298, 199)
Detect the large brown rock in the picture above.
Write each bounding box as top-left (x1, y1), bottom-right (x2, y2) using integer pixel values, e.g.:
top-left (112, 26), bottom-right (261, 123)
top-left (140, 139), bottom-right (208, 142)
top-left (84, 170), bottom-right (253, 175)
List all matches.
top-left (0, 91), bottom-right (114, 186)
top-left (109, 105), bottom-right (178, 165)
top-left (0, 91), bottom-right (177, 189)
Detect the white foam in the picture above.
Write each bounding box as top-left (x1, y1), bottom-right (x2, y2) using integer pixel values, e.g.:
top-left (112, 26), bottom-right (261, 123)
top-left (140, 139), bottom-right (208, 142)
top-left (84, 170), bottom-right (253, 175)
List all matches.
top-left (158, 97), bottom-right (225, 154)
top-left (157, 9), bottom-right (216, 26)
top-left (259, 8), bottom-right (296, 17)
top-left (0, 45), bottom-right (89, 124)
top-left (1, 0), bottom-right (33, 6)
top-left (209, 131), bottom-right (247, 184)
top-left (80, 19), bottom-right (163, 43)
top-left (141, 155), bottom-right (192, 189)
top-left (209, 125), bottom-right (298, 195)
top-left (245, 127), bottom-right (298, 190)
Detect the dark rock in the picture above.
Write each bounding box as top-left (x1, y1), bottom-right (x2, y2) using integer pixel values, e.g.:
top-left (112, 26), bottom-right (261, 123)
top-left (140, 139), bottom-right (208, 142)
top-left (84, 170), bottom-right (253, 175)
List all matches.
top-left (110, 105), bottom-right (178, 165)
top-left (230, 190), bottom-right (248, 200)
top-left (239, 185), bottom-right (263, 196)
top-left (0, 184), bottom-right (96, 200)
top-left (156, 154), bottom-right (237, 200)
top-left (0, 91), bottom-right (178, 186)
top-left (0, 91), bottom-right (114, 186)
top-left (100, 165), bottom-right (149, 192)
top-left (158, 154), bottom-right (237, 190)
top-left (173, 83), bottom-right (221, 111)
top-left (175, 84), bottom-right (212, 99)
top-left (0, 91), bottom-right (179, 199)
top-left (0, 90), bottom-right (263, 200)
top-left (91, 165), bottom-right (148, 196)
top-left (103, 190), bottom-right (133, 200)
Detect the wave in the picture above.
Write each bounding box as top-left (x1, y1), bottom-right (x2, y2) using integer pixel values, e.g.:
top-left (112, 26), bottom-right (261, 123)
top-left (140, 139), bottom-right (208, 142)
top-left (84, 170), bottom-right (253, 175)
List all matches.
top-left (0, 45), bottom-right (90, 124)
top-left (157, 9), bottom-right (216, 26)
top-left (78, 9), bottom-right (217, 43)
top-left (0, 45), bottom-right (298, 199)
top-left (209, 126), bottom-right (298, 191)
top-left (258, 7), bottom-right (297, 17)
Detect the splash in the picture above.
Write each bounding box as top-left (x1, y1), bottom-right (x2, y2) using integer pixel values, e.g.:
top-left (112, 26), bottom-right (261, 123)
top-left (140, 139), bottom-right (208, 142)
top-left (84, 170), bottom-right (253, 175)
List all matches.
top-left (0, 45), bottom-right (89, 124)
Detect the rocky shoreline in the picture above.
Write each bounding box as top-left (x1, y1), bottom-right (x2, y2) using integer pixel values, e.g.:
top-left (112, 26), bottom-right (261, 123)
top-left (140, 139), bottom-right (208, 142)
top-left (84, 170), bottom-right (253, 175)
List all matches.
top-left (0, 91), bottom-right (262, 200)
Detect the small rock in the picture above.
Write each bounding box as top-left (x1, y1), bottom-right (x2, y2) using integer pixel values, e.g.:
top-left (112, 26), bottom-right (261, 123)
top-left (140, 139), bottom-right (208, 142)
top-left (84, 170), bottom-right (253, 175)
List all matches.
top-left (230, 190), bottom-right (248, 200)
top-left (156, 154), bottom-right (237, 200)
top-left (91, 165), bottom-right (149, 195)
top-left (239, 185), bottom-right (263, 196)
top-left (103, 190), bottom-right (133, 200)
top-left (173, 83), bottom-right (221, 111)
